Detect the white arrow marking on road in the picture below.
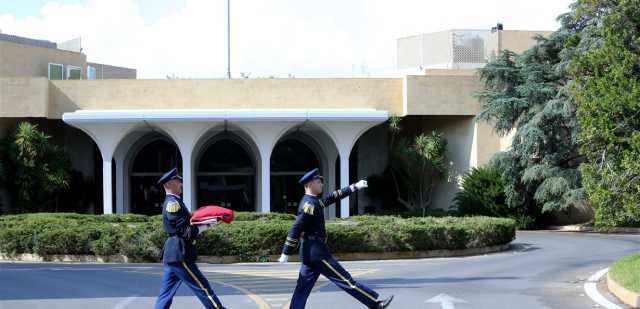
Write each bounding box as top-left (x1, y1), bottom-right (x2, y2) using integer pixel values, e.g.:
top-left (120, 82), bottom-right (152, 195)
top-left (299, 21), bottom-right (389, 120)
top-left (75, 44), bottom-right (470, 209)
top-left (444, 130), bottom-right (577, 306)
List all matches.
top-left (425, 293), bottom-right (468, 309)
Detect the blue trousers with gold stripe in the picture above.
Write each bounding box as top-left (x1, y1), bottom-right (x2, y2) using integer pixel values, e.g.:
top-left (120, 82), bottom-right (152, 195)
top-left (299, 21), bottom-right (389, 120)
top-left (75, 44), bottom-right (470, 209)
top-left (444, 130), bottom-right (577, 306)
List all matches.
top-left (290, 255), bottom-right (379, 309)
top-left (155, 261), bottom-right (225, 309)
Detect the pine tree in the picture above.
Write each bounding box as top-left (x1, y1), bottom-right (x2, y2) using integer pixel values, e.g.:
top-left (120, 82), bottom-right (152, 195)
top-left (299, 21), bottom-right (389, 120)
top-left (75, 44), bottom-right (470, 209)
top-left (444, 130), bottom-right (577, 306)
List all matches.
top-left (475, 9), bottom-right (593, 224)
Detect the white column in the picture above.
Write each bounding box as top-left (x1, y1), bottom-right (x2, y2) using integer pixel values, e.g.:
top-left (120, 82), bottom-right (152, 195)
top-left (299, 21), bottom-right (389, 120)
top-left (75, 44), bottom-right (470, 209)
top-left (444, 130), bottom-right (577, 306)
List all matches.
top-left (59, 122), bottom-right (138, 215)
top-left (339, 149), bottom-right (350, 218)
top-left (319, 121), bottom-right (388, 218)
top-left (152, 122), bottom-right (212, 212)
top-left (114, 152), bottom-right (126, 213)
top-left (242, 122), bottom-right (292, 213)
top-left (470, 121), bottom-right (479, 168)
top-left (325, 153), bottom-right (337, 219)
top-left (102, 157), bottom-right (113, 214)
top-left (182, 147), bottom-right (195, 212)
top-left (260, 152), bottom-right (271, 213)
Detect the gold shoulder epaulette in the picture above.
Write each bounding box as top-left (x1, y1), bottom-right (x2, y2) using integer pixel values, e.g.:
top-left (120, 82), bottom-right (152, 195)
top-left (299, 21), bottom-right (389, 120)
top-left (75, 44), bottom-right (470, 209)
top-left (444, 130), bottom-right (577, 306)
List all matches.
top-left (166, 201), bottom-right (181, 213)
top-left (303, 202), bottom-right (315, 215)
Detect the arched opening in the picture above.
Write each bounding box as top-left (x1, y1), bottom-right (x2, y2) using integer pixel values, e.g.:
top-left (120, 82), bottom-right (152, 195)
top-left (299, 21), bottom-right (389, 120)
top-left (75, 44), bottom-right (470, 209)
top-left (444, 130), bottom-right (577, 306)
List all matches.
top-left (196, 136), bottom-right (256, 212)
top-left (130, 138), bottom-right (182, 215)
top-left (270, 138), bottom-right (321, 214)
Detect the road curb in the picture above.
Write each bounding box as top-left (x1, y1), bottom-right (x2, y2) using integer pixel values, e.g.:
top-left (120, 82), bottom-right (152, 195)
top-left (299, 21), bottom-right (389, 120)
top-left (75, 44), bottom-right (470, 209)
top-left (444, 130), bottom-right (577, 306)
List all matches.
top-left (545, 225), bottom-right (640, 234)
top-left (584, 268), bottom-right (625, 309)
top-left (608, 272), bottom-right (640, 308)
top-left (0, 244), bottom-right (511, 264)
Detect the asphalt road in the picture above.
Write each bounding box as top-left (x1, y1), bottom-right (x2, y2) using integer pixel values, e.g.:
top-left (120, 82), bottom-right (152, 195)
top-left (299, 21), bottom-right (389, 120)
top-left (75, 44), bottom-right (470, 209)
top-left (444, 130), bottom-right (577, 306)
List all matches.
top-left (0, 231), bottom-right (638, 309)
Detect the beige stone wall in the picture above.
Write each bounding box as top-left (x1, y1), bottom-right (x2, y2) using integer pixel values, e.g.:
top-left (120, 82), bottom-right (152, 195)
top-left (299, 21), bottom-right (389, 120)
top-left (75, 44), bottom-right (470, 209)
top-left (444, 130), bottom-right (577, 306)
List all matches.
top-left (0, 77), bottom-right (49, 117)
top-left (501, 30), bottom-right (552, 54)
top-left (87, 62), bottom-right (136, 79)
top-left (48, 78), bottom-right (404, 118)
top-left (487, 30), bottom-right (553, 60)
top-left (404, 73), bottom-right (482, 116)
top-left (475, 120), bottom-right (502, 166)
top-left (423, 69), bottom-right (476, 76)
top-left (433, 116), bottom-right (476, 210)
top-left (0, 41), bottom-right (86, 78)
top-left (393, 115), bottom-right (507, 209)
top-left (500, 129), bottom-right (515, 151)
top-left (401, 115), bottom-right (476, 209)
top-left (8, 74), bottom-right (483, 120)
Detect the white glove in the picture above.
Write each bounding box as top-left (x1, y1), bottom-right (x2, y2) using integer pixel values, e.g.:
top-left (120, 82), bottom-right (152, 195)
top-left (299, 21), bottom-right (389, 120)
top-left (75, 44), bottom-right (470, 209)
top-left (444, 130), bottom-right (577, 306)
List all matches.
top-left (353, 180), bottom-right (368, 191)
top-left (197, 224), bottom-right (210, 234)
top-left (278, 254), bottom-right (289, 264)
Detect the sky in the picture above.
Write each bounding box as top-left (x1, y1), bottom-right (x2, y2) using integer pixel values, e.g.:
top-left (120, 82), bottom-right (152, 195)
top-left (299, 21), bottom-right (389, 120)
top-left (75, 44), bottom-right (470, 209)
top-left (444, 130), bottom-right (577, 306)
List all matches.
top-left (0, 0), bottom-right (575, 79)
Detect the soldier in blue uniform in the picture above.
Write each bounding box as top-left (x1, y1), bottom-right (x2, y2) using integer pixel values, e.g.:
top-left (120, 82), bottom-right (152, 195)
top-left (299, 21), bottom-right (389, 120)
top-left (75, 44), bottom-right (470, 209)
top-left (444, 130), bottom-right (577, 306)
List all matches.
top-left (279, 168), bottom-right (394, 309)
top-left (154, 168), bottom-right (226, 309)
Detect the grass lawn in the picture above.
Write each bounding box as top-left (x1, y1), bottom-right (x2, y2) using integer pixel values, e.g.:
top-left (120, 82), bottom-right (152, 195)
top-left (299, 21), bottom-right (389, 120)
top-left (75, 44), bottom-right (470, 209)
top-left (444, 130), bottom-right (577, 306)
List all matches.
top-left (609, 253), bottom-right (640, 293)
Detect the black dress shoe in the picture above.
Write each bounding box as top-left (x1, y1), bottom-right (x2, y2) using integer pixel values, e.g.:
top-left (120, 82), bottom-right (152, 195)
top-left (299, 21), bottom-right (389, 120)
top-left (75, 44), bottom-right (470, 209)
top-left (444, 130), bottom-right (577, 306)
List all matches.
top-left (376, 295), bottom-right (394, 309)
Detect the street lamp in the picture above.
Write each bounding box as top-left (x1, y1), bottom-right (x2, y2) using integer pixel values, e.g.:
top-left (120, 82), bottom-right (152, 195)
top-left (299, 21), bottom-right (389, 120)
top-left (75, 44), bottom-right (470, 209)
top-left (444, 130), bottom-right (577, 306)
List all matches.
top-left (227, 0), bottom-right (231, 79)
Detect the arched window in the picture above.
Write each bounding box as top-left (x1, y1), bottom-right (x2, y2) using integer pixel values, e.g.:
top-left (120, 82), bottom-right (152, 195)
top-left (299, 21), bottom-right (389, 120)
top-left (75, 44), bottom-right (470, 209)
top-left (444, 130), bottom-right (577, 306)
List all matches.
top-left (270, 139), bottom-right (320, 213)
top-left (130, 139), bottom-right (182, 215)
top-left (197, 138), bottom-right (255, 211)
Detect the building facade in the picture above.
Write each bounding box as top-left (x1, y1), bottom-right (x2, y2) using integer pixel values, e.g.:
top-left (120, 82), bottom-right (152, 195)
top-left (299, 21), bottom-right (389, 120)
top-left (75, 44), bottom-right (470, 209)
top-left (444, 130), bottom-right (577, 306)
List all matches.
top-left (0, 29), bottom-right (548, 218)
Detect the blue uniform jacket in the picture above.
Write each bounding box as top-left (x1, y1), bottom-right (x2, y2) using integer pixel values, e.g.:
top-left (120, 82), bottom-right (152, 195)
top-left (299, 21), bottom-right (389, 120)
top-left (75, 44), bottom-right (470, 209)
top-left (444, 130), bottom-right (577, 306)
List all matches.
top-left (161, 193), bottom-right (199, 264)
top-left (282, 186), bottom-right (354, 261)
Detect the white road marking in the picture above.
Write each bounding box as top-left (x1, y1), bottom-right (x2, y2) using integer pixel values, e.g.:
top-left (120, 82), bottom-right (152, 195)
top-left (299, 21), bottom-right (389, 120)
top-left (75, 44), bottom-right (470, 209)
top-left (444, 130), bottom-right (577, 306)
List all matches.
top-left (584, 268), bottom-right (624, 309)
top-left (425, 293), bottom-right (468, 309)
top-left (112, 295), bottom-right (137, 309)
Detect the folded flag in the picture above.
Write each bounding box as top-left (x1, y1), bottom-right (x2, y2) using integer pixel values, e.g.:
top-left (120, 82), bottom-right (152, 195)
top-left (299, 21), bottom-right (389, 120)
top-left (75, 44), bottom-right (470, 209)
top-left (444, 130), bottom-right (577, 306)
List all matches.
top-left (193, 217), bottom-right (220, 225)
top-left (191, 205), bottom-right (234, 225)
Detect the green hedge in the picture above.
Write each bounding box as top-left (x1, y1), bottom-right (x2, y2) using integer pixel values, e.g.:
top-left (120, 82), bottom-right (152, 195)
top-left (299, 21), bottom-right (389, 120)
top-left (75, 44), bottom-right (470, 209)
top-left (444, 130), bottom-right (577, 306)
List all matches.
top-left (0, 213), bottom-right (515, 262)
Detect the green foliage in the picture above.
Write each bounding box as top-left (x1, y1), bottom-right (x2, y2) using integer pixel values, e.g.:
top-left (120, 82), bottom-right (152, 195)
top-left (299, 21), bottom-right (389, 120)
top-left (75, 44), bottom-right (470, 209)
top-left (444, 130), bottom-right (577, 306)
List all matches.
top-left (365, 209), bottom-right (458, 218)
top-left (570, 0), bottom-right (640, 227)
top-left (455, 167), bottom-right (504, 213)
top-left (609, 253), bottom-right (640, 293)
top-left (475, 12), bottom-right (591, 225)
top-left (233, 212), bottom-right (296, 221)
top-left (453, 165), bottom-right (536, 229)
top-left (368, 117), bottom-right (450, 214)
top-left (391, 130), bottom-right (449, 215)
top-left (0, 213), bottom-right (516, 262)
top-left (1, 122), bottom-right (71, 212)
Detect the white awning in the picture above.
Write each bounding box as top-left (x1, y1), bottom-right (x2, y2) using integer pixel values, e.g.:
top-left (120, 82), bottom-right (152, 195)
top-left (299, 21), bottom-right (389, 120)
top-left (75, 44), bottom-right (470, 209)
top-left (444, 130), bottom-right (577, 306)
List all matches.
top-left (62, 109), bottom-right (389, 124)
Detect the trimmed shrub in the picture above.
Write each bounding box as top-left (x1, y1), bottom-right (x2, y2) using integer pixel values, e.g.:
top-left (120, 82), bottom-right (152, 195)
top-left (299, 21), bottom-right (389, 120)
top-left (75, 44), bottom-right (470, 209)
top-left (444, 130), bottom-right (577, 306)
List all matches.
top-left (0, 213), bottom-right (516, 262)
top-left (454, 167), bottom-right (506, 216)
top-left (233, 212), bottom-right (296, 222)
top-left (454, 166), bottom-right (535, 229)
